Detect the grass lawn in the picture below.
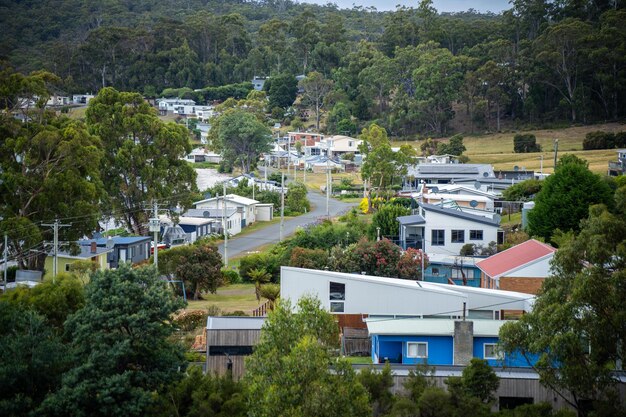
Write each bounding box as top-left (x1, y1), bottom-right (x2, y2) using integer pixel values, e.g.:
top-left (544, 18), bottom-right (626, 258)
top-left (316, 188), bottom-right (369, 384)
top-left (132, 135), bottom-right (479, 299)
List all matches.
top-left (392, 122), bottom-right (625, 174)
top-left (500, 211), bottom-right (522, 228)
top-left (343, 356), bottom-right (373, 364)
top-left (186, 283), bottom-right (264, 314)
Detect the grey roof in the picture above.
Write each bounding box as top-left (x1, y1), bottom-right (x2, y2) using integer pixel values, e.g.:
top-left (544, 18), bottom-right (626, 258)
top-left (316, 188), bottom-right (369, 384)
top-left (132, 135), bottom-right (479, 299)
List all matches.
top-left (397, 214), bottom-right (425, 225)
top-left (407, 163), bottom-right (494, 180)
top-left (420, 203), bottom-right (501, 227)
top-left (184, 208), bottom-right (238, 219)
top-left (53, 244), bottom-right (113, 259)
top-left (206, 316), bottom-right (265, 330)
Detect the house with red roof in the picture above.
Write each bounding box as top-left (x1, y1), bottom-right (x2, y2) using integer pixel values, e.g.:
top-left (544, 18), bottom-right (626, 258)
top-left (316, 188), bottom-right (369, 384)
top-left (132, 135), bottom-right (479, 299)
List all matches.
top-left (476, 239), bottom-right (556, 295)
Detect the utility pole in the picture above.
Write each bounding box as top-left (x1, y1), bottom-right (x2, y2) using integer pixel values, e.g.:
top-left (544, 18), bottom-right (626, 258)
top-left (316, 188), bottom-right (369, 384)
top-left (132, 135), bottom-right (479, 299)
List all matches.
top-left (421, 236), bottom-right (425, 281)
top-left (42, 219), bottom-right (70, 283)
top-left (3, 234), bottom-right (7, 291)
top-left (223, 182), bottom-right (228, 267)
top-left (149, 201), bottom-right (161, 270)
top-left (280, 172), bottom-right (285, 241)
top-left (540, 154), bottom-right (544, 176)
top-left (326, 142), bottom-right (331, 219)
top-left (553, 138), bottom-right (559, 170)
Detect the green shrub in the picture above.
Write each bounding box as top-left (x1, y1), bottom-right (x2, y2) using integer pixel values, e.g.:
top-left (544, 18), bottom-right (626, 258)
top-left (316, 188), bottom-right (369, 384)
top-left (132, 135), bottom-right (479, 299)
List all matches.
top-left (221, 269), bottom-right (241, 284)
top-left (222, 310), bottom-right (248, 316)
top-left (206, 304), bottom-right (221, 316)
top-left (582, 131), bottom-right (615, 150)
top-left (174, 310), bottom-right (208, 331)
top-left (513, 134), bottom-right (541, 153)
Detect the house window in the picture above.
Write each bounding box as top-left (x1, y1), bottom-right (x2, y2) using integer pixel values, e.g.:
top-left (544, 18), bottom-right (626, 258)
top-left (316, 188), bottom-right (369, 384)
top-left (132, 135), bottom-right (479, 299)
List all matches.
top-left (451, 268), bottom-right (473, 279)
top-left (65, 263), bottom-right (71, 272)
top-left (431, 268), bottom-right (439, 276)
top-left (329, 282), bottom-right (345, 312)
top-left (431, 230), bottom-right (445, 246)
top-left (407, 342), bottom-right (428, 358)
top-left (130, 246), bottom-right (136, 258)
top-left (484, 343), bottom-right (503, 360)
top-left (451, 230), bottom-right (465, 243)
top-left (470, 230), bottom-right (483, 240)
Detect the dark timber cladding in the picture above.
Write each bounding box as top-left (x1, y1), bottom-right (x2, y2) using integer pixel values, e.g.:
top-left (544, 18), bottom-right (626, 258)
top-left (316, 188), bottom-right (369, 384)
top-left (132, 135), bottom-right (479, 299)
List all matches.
top-left (205, 316), bottom-right (265, 379)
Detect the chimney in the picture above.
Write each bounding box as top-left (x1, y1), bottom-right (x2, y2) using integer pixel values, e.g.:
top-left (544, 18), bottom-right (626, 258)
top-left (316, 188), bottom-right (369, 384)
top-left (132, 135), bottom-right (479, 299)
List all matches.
top-left (90, 241), bottom-right (97, 254)
top-left (454, 320), bottom-right (474, 366)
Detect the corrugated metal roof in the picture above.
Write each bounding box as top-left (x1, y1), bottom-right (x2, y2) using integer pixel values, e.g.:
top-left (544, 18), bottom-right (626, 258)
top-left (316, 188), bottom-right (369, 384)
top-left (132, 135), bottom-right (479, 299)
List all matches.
top-left (420, 203), bottom-right (500, 227)
top-left (397, 214), bottom-right (425, 225)
top-left (476, 239), bottom-right (556, 279)
top-left (365, 318), bottom-right (508, 336)
top-left (206, 316), bottom-right (265, 330)
top-left (79, 236), bottom-right (151, 246)
top-left (184, 208), bottom-right (238, 218)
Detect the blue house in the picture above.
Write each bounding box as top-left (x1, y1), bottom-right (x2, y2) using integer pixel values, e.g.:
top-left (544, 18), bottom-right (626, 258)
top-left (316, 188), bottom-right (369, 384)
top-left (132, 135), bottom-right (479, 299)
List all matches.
top-left (79, 236), bottom-right (152, 269)
top-left (367, 318), bottom-right (535, 368)
top-left (424, 254), bottom-right (483, 287)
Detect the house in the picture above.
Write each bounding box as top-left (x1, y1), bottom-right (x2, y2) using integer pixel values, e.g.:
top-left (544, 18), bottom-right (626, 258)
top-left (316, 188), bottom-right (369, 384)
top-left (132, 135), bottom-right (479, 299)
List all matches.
top-left (288, 131), bottom-right (324, 147)
top-left (397, 203), bottom-right (501, 255)
top-left (256, 203), bottom-right (274, 221)
top-left (194, 194), bottom-right (259, 228)
top-left (205, 316), bottom-right (265, 379)
top-left (424, 254), bottom-right (482, 287)
top-left (323, 135), bottom-right (362, 158)
top-left (280, 267), bottom-right (535, 329)
top-left (477, 239), bottom-right (556, 294)
top-left (161, 225), bottom-right (190, 247)
top-left (306, 155), bottom-right (343, 173)
top-left (72, 94), bottom-right (95, 105)
top-left (251, 76), bottom-right (267, 91)
top-left (79, 236), bottom-right (152, 269)
top-left (225, 174), bottom-right (280, 193)
top-left (608, 149), bottom-right (626, 176)
top-left (175, 216), bottom-right (219, 243)
top-left (157, 98), bottom-right (196, 114)
top-left (44, 241), bottom-right (113, 278)
top-left (404, 163), bottom-right (495, 188)
top-left (421, 188), bottom-right (495, 212)
top-left (185, 148), bottom-right (221, 163)
top-left (183, 208), bottom-right (242, 236)
top-left (367, 318), bottom-right (534, 368)
top-left (46, 95), bottom-right (70, 107)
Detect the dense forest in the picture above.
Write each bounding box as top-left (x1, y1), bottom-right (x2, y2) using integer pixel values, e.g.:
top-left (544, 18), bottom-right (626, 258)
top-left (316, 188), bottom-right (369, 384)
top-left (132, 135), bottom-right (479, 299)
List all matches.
top-left (1, 0), bottom-right (625, 136)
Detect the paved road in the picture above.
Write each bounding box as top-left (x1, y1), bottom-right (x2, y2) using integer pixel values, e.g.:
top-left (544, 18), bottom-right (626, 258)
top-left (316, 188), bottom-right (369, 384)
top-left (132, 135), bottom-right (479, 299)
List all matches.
top-left (217, 191), bottom-right (355, 260)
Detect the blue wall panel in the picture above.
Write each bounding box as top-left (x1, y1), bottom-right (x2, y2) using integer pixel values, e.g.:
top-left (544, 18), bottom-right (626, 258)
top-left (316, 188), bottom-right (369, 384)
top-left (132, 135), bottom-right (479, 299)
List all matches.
top-left (375, 335), bottom-right (454, 365)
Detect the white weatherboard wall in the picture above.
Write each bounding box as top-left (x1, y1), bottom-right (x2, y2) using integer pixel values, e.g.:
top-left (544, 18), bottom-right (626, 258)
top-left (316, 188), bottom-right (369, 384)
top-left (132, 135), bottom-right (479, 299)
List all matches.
top-left (505, 255), bottom-right (554, 278)
top-left (422, 209), bottom-right (499, 255)
top-left (280, 267), bottom-right (467, 316)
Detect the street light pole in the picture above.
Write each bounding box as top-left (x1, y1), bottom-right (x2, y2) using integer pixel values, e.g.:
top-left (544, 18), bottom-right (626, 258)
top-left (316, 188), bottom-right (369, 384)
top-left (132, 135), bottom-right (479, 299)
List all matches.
top-left (553, 138), bottom-right (559, 170)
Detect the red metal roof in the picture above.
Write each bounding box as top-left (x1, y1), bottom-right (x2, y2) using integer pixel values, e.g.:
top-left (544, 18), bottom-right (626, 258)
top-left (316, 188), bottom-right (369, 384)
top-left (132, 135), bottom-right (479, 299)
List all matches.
top-left (476, 239), bottom-right (556, 278)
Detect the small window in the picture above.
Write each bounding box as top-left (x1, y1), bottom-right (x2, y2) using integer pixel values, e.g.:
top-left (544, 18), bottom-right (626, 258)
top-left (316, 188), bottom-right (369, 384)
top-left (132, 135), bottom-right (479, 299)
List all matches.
top-left (407, 342), bottom-right (428, 358)
top-left (451, 230), bottom-right (465, 243)
top-left (470, 230), bottom-right (483, 240)
top-left (432, 268), bottom-right (439, 276)
top-left (431, 229), bottom-right (445, 246)
top-left (330, 302), bottom-right (344, 312)
top-left (330, 282), bottom-right (345, 300)
top-left (65, 263), bottom-right (71, 272)
top-left (484, 343), bottom-right (503, 360)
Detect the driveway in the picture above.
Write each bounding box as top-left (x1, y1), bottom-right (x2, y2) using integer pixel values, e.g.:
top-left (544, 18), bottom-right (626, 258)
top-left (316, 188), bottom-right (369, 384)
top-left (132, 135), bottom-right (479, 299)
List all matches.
top-left (217, 191), bottom-right (355, 261)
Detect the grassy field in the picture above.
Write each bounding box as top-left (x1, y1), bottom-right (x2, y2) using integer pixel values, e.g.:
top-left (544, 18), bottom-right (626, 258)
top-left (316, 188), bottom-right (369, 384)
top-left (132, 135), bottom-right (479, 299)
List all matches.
top-left (392, 122), bottom-right (625, 174)
top-left (186, 283), bottom-right (263, 314)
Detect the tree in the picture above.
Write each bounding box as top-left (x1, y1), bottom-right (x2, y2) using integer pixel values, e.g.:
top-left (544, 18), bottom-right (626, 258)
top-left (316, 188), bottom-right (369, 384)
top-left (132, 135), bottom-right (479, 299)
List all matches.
top-left (0, 68), bottom-right (104, 270)
top-left (245, 296), bottom-right (371, 417)
top-left (211, 109), bottom-right (272, 173)
top-left (513, 134), bottom-right (542, 153)
top-left (334, 238), bottom-right (403, 278)
top-left (248, 268), bottom-right (272, 302)
top-left (437, 134), bottom-right (466, 156)
top-left (527, 156), bottom-right (613, 242)
top-left (502, 178), bottom-right (543, 201)
top-left (176, 242), bottom-right (224, 300)
top-left (290, 247), bottom-right (330, 270)
top-left (397, 248), bottom-right (429, 280)
top-left (259, 284), bottom-right (280, 311)
top-left (86, 88), bottom-right (197, 234)
top-left (285, 181), bottom-right (310, 214)
top-left (40, 264), bottom-right (186, 417)
top-left (371, 203), bottom-right (410, 239)
top-left (459, 358), bottom-right (499, 403)
top-left (266, 73), bottom-right (298, 110)
top-left (358, 363), bottom-right (395, 417)
top-left (500, 188), bottom-right (626, 415)
top-left (299, 71), bottom-right (333, 131)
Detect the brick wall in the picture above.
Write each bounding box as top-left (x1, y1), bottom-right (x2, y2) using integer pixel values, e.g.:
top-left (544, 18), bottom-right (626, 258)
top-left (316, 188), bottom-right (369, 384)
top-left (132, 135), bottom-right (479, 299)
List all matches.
top-left (499, 277), bottom-right (545, 295)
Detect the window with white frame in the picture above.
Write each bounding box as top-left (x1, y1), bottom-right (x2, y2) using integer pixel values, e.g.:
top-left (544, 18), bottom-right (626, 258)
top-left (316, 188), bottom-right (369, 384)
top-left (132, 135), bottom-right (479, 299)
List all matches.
top-left (451, 230), bottom-right (465, 243)
top-left (484, 343), bottom-right (503, 360)
top-left (450, 268), bottom-right (474, 279)
top-left (407, 342), bottom-right (428, 358)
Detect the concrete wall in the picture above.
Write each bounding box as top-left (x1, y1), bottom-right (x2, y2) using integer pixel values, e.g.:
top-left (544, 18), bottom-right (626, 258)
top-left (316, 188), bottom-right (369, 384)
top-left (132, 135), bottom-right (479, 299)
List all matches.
top-left (454, 321), bottom-right (473, 365)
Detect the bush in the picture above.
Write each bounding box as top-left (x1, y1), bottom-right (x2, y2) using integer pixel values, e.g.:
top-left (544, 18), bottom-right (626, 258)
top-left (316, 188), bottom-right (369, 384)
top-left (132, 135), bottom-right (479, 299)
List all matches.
top-left (513, 134), bottom-right (541, 153)
top-left (206, 304), bottom-right (221, 316)
top-left (174, 310), bottom-right (209, 331)
top-left (290, 247), bottom-right (329, 270)
top-left (238, 252), bottom-right (281, 282)
top-left (222, 310), bottom-right (248, 316)
top-left (582, 131), bottom-right (615, 150)
top-left (221, 269), bottom-right (241, 284)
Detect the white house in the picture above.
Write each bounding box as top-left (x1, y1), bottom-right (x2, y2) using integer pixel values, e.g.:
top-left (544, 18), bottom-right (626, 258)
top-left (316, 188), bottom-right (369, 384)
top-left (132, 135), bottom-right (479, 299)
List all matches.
top-left (397, 202), bottom-right (501, 255)
top-left (323, 135), bottom-right (362, 158)
top-left (46, 95), bottom-right (70, 106)
top-left (72, 94), bottom-right (95, 105)
top-left (280, 267), bottom-right (534, 321)
top-left (183, 208), bottom-right (242, 236)
top-left (194, 194), bottom-right (259, 228)
top-left (225, 174), bottom-right (281, 192)
top-left (403, 163), bottom-right (496, 188)
top-left (157, 98), bottom-right (196, 113)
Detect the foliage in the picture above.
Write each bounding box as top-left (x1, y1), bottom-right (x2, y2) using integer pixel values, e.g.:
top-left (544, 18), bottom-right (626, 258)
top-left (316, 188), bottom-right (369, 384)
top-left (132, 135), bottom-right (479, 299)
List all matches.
top-left (245, 296), bottom-right (370, 417)
top-left (358, 363), bottom-right (395, 417)
top-left (527, 156), bottom-right (613, 242)
top-left (582, 131), bottom-right (616, 150)
top-left (502, 179), bottom-right (543, 201)
top-left (460, 241), bottom-right (497, 257)
top-left (158, 244), bottom-right (196, 278)
top-left (86, 87), bottom-right (197, 234)
top-left (459, 358), bottom-right (499, 404)
top-left (259, 283), bottom-right (280, 311)
top-left (437, 134), bottom-right (466, 156)
top-left (333, 238), bottom-right (401, 277)
top-left (370, 203), bottom-right (410, 239)
top-left (173, 310), bottom-right (208, 332)
top-left (39, 264), bottom-right (185, 417)
top-left (176, 242), bottom-right (224, 300)
top-left (248, 268), bottom-right (272, 302)
top-left (499, 190), bottom-right (626, 414)
top-left (397, 248), bottom-right (429, 280)
top-left (210, 109), bottom-right (272, 174)
top-left (151, 366), bottom-right (247, 417)
top-left (0, 68), bottom-right (104, 269)
top-left (266, 73), bottom-right (298, 110)
top-left (299, 71), bottom-right (333, 131)
top-left (238, 251), bottom-right (282, 282)
top-left (285, 181), bottom-right (310, 214)
top-left (513, 134), bottom-right (542, 153)
top-left (289, 247), bottom-right (330, 270)
top-left (0, 302), bottom-right (70, 417)
top-left (221, 269), bottom-right (241, 285)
